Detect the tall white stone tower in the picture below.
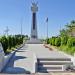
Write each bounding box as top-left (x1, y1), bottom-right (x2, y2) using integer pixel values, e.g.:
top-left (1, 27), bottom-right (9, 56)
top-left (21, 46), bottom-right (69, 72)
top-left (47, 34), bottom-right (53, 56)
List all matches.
top-left (31, 2), bottom-right (38, 39)
top-left (26, 2), bottom-right (42, 44)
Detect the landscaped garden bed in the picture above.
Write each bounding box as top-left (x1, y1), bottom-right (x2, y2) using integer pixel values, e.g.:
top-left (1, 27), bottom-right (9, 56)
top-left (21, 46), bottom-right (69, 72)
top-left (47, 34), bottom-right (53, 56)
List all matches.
top-left (46, 20), bottom-right (75, 56)
top-left (0, 35), bottom-right (25, 54)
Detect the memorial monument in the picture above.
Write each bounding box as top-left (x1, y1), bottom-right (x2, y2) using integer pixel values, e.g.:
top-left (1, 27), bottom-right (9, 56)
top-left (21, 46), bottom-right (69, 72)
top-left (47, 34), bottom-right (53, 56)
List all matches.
top-left (27, 2), bottom-right (42, 44)
top-left (31, 2), bottom-right (38, 39)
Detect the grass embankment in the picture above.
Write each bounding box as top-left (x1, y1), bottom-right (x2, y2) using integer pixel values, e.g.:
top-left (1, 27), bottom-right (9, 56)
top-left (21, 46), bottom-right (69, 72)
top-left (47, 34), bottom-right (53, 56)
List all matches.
top-left (47, 36), bottom-right (75, 56)
top-left (6, 45), bottom-right (21, 54)
top-left (47, 20), bottom-right (75, 56)
top-left (59, 45), bottom-right (75, 56)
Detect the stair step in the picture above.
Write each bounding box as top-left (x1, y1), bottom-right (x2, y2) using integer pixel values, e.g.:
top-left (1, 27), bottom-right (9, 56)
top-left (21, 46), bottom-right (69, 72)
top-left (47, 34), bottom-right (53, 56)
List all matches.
top-left (38, 58), bottom-right (71, 61)
top-left (37, 58), bottom-right (72, 72)
top-left (38, 69), bottom-right (63, 72)
top-left (38, 61), bottom-right (73, 65)
top-left (38, 66), bottom-right (62, 70)
top-left (38, 65), bottom-right (63, 69)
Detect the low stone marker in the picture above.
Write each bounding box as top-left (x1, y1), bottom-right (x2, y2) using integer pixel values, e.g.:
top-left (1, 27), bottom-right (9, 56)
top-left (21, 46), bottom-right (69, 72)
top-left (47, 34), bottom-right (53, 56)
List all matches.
top-left (0, 43), bottom-right (5, 72)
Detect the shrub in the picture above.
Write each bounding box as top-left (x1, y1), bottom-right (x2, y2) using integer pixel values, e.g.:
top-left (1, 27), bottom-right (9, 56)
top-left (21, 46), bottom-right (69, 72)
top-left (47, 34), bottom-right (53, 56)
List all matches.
top-left (7, 36), bottom-right (12, 49)
top-left (55, 37), bottom-right (61, 46)
top-left (51, 37), bottom-right (56, 46)
top-left (61, 36), bottom-right (68, 46)
top-left (12, 36), bottom-right (16, 47)
top-left (67, 38), bottom-right (72, 47)
top-left (72, 38), bottom-right (75, 46)
top-left (0, 36), bottom-right (8, 53)
top-left (49, 38), bottom-right (52, 45)
top-left (0, 35), bottom-right (24, 54)
top-left (70, 47), bottom-right (75, 55)
top-left (67, 37), bottom-right (75, 47)
top-left (47, 38), bottom-right (50, 44)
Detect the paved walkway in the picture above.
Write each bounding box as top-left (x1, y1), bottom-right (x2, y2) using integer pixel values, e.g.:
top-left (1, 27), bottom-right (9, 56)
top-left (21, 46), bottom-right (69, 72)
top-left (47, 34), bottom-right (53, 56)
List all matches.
top-left (2, 44), bottom-right (72, 74)
top-left (1, 73), bottom-right (75, 75)
top-left (27, 44), bottom-right (71, 59)
top-left (2, 45), bottom-right (35, 74)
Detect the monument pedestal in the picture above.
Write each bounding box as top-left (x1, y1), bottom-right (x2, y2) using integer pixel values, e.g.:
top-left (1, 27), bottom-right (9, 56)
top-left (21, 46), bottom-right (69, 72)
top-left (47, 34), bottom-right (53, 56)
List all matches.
top-left (27, 2), bottom-right (42, 44)
top-left (26, 38), bottom-right (42, 44)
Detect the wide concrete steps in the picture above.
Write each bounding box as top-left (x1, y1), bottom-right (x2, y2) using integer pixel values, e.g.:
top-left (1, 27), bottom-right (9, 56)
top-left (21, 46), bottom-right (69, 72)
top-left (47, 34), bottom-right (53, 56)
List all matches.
top-left (38, 61), bottom-right (73, 65)
top-left (37, 58), bottom-right (73, 72)
top-left (38, 69), bottom-right (63, 72)
top-left (38, 65), bottom-right (62, 70)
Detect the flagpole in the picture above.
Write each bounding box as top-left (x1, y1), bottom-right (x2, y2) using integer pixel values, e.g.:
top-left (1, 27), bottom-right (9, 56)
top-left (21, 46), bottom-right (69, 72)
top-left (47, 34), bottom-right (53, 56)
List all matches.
top-left (47, 19), bottom-right (48, 40)
top-left (46, 17), bottom-right (48, 44)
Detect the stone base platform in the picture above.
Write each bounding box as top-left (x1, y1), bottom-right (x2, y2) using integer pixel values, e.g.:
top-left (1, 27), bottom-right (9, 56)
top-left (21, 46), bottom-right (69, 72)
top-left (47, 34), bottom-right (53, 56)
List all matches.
top-left (26, 38), bottom-right (42, 44)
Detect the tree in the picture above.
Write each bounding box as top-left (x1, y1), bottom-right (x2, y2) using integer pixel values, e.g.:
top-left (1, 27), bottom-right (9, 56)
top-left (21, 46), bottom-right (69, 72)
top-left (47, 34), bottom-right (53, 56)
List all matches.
top-left (60, 29), bottom-right (68, 37)
top-left (65, 20), bottom-right (75, 37)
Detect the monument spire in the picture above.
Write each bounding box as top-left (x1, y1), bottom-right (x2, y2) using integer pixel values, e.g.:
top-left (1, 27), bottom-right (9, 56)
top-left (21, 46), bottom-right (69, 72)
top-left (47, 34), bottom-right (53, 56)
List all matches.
top-left (31, 1), bottom-right (38, 39)
top-left (26, 1), bottom-right (42, 44)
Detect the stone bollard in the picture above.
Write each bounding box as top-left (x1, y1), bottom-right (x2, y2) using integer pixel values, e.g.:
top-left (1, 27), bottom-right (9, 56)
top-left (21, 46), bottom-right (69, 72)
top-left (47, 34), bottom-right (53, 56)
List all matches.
top-left (0, 43), bottom-right (5, 72)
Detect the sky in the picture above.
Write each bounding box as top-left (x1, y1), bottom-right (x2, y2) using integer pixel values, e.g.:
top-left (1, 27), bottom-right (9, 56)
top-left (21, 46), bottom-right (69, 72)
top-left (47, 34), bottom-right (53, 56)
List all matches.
top-left (0, 0), bottom-right (75, 38)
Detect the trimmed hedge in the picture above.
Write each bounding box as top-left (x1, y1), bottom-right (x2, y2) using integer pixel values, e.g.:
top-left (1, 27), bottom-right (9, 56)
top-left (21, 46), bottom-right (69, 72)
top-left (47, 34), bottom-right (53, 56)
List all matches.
top-left (49, 36), bottom-right (75, 55)
top-left (0, 36), bottom-right (8, 53)
top-left (0, 35), bottom-right (24, 54)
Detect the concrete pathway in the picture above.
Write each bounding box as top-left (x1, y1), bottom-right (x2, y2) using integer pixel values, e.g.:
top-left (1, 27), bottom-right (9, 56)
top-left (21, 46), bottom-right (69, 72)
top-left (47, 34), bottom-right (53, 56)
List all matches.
top-left (2, 44), bottom-right (72, 74)
top-left (27, 44), bottom-right (71, 59)
top-left (2, 45), bottom-right (35, 74)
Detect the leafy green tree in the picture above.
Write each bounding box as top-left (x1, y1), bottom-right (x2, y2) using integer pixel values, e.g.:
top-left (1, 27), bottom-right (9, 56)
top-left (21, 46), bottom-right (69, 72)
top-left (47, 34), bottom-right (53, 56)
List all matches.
top-left (60, 29), bottom-right (68, 37)
top-left (65, 20), bottom-right (75, 37)
top-left (71, 20), bottom-right (75, 24)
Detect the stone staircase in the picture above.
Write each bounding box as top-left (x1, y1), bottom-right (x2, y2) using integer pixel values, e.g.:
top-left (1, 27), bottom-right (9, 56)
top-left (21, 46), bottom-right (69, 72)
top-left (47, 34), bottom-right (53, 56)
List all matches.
top-left (37, 58), bottom-right (73, 72)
